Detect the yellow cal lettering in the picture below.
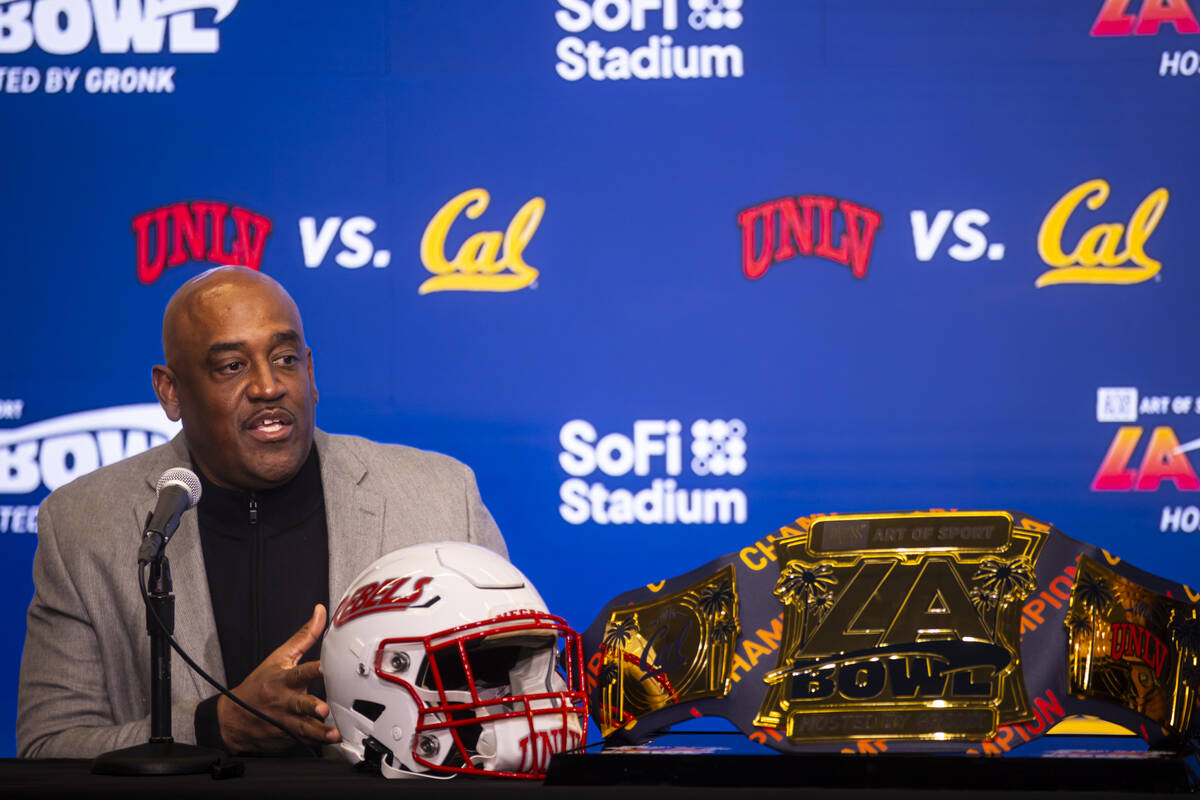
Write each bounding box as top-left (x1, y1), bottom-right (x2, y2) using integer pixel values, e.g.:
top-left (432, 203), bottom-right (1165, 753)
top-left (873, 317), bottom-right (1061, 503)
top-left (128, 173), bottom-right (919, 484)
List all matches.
top-left (419, 188), bottom-right (543, 294)
top-left (1035, 179), bottom-right (1167, 287)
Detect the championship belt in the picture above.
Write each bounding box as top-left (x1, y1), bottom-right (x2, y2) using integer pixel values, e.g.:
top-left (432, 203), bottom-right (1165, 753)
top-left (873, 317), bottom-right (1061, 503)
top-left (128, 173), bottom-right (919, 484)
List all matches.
top-left (581, 511), bottom-right (1200, 753)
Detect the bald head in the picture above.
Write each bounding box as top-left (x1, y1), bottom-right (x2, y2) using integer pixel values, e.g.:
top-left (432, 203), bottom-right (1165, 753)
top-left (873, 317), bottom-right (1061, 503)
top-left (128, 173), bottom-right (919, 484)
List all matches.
top-left (152, 267), bottom-right (319, 491)
top-left (162, 266), bottom-right (305, 368)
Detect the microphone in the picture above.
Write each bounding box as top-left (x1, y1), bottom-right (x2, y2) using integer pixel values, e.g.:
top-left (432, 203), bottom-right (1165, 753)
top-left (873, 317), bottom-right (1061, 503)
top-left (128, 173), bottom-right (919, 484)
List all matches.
top-left (137, 468), bottom-right (202, 564)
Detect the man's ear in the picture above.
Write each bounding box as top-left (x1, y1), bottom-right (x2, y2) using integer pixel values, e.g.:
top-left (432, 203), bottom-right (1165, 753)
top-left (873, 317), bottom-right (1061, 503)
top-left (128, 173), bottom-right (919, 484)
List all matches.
top-left (152, 365), bottom-right (182, 421)
top-left (307, 349), bottom-right (318, 405)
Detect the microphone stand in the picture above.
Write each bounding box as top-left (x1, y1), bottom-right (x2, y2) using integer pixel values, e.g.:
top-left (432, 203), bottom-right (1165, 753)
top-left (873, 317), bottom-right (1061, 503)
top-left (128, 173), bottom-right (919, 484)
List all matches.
top-left (92, 554), bottom-right (240, 777)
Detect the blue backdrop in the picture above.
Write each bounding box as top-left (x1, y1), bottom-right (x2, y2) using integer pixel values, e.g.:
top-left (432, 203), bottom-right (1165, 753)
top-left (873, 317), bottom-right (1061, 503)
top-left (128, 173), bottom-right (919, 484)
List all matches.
top-left (3, 0), bottom-right (1200, 756)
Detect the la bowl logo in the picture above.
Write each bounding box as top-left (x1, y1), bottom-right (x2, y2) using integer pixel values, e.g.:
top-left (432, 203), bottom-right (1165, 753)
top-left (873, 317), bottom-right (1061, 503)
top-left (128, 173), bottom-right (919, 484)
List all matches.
top-left (0, 403), bottom-right (180, 496)
top-left (0, 0), bottom-right (239, 54)
top-left (558, 418), bottom-right (748, 525)
top-left (1091, 387), bottom-right (1200, 534)
top-left (1091, 0), bottom-right (1199, 36)
top-left (1087, 1), bottom-right (1200, 79)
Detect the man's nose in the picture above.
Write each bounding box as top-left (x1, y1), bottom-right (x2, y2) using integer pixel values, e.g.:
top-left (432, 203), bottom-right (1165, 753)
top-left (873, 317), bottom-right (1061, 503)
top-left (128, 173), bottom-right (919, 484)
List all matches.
top-left (247, 360), bottom-right (286, 399)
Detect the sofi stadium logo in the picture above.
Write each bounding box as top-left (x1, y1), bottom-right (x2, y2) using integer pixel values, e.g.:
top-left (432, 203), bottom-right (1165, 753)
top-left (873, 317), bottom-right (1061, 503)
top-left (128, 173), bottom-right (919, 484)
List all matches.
top-left (1092, 387), bottom-right (1200, 533)
top-left (0, 403), bottom-right (180, 533)
top-left (133, 200), bottom-right (273, 284)
top-left (554, 0), bottom-right (746, 82)
top-left (558, 418), bottom-right (747, 525)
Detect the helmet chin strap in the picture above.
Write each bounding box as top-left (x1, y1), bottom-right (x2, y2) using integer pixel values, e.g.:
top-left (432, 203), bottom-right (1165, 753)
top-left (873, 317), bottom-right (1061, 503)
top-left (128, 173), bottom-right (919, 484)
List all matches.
top-left (382, 750), bottom-right (455, 781)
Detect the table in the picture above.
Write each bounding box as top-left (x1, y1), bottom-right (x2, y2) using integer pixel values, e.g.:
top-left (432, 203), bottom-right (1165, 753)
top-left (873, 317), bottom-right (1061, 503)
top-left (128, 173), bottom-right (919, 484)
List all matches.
top-left (0, 752), bottom-right (1194, 799)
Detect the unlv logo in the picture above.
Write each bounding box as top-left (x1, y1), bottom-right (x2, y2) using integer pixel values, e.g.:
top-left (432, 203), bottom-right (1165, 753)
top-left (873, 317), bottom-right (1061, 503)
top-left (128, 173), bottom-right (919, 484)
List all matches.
top-left (517, 727), bottom-right (582, 774)
top-left (737, 195), bottom-right (883, 281)
top-left (332, 576), bottom-right (438, 627)
top-left (1110, 623), bottom-right (1169, 679)
top-left (132, 201), bottom-right (273, 284)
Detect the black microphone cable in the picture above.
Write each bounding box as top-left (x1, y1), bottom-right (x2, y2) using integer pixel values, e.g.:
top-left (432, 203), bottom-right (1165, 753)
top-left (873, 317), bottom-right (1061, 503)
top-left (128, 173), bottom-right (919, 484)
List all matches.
top-left (137, 562), bottom-right (325, 758)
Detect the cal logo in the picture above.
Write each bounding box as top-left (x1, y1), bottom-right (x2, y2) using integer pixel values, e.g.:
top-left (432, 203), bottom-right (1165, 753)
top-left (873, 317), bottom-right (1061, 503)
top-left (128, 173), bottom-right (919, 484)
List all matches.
top-left (418, 188), bottom-right (543, 295)
top-left (755, 512), bottom-right (1048, 742)
top-left (1035, 179), bottom-right (1167, 288)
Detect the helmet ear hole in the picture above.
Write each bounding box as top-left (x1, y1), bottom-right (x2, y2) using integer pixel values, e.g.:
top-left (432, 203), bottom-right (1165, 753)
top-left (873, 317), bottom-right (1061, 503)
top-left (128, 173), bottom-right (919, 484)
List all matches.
top-left (352, 699), bottom-right (386, 722)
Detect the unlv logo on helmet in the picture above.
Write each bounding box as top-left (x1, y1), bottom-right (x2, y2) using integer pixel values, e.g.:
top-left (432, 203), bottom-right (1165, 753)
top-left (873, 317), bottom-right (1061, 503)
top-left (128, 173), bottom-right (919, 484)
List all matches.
top-left (322, 543), bottom-right (587, 780)
top-left (331, 576), bottom-right (438, 627)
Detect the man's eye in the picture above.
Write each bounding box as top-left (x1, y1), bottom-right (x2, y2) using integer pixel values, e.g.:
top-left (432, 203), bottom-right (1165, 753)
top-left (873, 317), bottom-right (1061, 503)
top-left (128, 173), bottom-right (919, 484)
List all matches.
top-left (275, 354), bottom-right (298, 366)
top-left (217, 361), bottom-right (244, 374)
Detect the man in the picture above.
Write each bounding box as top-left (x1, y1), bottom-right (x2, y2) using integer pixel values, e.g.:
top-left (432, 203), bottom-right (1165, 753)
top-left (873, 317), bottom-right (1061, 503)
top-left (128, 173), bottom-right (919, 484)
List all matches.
top-left (17, 266), bottom-right (506, 757)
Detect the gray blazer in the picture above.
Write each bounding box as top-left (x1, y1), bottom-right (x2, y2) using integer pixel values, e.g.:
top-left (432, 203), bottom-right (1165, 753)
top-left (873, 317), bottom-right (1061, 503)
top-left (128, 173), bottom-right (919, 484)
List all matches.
top-left (17, 429), bottom-right (506, 758)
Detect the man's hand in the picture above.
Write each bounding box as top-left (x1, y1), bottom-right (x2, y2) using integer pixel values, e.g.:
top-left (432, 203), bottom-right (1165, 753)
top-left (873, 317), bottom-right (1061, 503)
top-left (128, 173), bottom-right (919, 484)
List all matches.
top-left (217, 604), bottom-right (342, 754)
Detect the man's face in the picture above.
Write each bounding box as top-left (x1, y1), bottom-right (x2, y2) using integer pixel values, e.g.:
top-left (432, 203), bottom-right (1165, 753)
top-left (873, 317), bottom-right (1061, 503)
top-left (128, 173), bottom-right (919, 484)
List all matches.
top-left (154, 273), bottom-right (318, 491)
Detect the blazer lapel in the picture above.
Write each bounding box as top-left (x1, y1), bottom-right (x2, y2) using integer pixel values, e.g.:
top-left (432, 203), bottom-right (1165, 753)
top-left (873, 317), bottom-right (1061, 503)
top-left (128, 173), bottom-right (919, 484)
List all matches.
top-left (133, 430), bottom-right (371, 699)
top-left (316, 430), bottom-right (385, 609)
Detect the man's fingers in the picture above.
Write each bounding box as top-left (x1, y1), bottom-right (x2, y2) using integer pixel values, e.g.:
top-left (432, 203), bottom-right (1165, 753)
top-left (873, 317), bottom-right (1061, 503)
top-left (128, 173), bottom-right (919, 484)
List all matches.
top-left (296, 717), bottom-right (341, 744)
top-left (288, 692), bottom-right (330, 720)
top-left (275, 604), bottom-right (327, 664)
top-left (285, 659), bottom-right (323, 690)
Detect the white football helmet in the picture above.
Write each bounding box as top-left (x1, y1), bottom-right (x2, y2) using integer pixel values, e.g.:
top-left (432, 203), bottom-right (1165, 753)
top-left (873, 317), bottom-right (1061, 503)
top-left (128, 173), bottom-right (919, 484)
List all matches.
top-left (321, 542), bottom-right (587, 779)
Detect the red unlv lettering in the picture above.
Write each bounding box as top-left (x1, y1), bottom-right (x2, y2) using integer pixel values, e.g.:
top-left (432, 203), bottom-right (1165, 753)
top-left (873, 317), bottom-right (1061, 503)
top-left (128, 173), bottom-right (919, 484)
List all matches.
top-left (332, 576), bottom-right (434, 627)
top-left (132, 201), bottom-right (273, 284)
top-left (518, 726), bottom-right (583, 774)
top-left (1110, 622), bottom-right (1169, 678)
top-left (737, 195), bottom-right (882, 281)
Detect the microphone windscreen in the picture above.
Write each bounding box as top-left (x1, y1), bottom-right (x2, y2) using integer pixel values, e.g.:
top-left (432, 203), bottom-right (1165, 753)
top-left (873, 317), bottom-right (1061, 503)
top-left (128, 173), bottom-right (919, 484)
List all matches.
top-left (156, 467), bottom-right (202, 508)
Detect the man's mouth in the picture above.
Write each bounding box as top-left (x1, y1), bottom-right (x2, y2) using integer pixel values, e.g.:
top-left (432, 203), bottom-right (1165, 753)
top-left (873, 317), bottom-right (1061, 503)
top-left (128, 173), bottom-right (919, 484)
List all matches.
top-left (246, 409), bottom-right (296, 441)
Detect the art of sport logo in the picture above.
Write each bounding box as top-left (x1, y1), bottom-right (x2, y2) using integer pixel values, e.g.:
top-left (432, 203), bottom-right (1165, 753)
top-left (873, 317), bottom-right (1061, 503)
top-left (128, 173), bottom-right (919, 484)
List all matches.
top-left (0, 403), bottom-right (180, 533)
top-left (1092, 387), bottom-right (1200, 533)
top-left (1088, 0), bottom-right (1200, 79)
top-left (558, 418), bottom-right (748, 525)
top-left (738, 194), bottom-right (883, 282)
top-left (0, 0), bottom-right (239, 95)
top-left (132, 200), bottom-right (273, 284)
top-left (554, 0), bottom-right (746, 82)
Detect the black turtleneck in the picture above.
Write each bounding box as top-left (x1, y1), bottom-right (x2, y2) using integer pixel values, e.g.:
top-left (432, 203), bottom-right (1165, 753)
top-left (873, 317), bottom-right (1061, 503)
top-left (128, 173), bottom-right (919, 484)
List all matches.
top-left (191, 446), bottom-right (329, 751)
